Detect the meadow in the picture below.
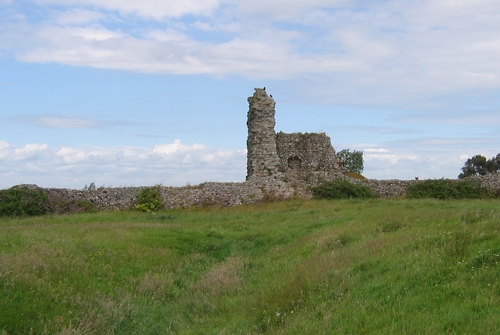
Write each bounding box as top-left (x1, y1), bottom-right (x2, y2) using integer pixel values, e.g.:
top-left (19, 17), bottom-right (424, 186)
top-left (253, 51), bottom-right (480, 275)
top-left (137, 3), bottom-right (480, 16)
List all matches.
top-left (1, 198), bottom-right (499, 334)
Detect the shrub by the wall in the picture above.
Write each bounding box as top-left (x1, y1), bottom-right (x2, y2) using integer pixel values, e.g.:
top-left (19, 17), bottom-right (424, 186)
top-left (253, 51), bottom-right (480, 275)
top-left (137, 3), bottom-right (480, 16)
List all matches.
top-left (0, 185), bottom-right (97, 217)
top-left (311, 180), bottom-right (377, 199)
top-left (406, 179), bottom-right (495, 200)
top-left (135, 185), bottom-right (164, 212)
top-left (0, 185), bottom-right (49, 217)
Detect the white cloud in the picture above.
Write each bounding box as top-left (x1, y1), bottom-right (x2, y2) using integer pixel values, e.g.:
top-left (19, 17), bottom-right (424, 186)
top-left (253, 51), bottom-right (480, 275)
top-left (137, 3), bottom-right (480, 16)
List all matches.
top-left (0, 140), bottom-right (246, 189)
top-left (2, 0), bottom-right (499, 109)
top-left (146, 29), bottom-right (191, 43)
top-left (32, 0), bottom-right (220, 19)
top-left (63, 25), bottom-right (123, 41)
top-left (55, 9), bottom-right (105, 26)
top-left (153, 140), bottom-right (206, 154)
top-left (234, 0), bottom-right (349, 21)
top-left (360, 133), bottom-right (500, 180)
top-left (365, 148), bottom-right (389, 153)
top-left (13, 144), bottom-right (49, 160)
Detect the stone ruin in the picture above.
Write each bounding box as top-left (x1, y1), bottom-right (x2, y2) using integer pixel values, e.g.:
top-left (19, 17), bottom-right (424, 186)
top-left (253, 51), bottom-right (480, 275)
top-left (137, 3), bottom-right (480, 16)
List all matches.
top-left (12, 87), bottom-right (500, 210)
top-left (246, 87), bottom-right (344, 181)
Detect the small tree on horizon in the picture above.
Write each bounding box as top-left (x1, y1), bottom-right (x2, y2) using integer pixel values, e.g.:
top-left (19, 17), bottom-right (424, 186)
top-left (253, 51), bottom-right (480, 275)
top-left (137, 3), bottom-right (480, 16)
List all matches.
top-left (336, 149), bottom-right (364, 174)
top-left (459, 154), bottom-right (500, 179)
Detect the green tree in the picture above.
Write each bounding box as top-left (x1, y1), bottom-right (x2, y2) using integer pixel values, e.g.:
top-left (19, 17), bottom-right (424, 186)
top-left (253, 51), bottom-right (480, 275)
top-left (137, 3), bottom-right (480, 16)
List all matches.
top-left (336, 149), bottom-right (364, 174)
top-left (458, 154), bottom-right (500, 179)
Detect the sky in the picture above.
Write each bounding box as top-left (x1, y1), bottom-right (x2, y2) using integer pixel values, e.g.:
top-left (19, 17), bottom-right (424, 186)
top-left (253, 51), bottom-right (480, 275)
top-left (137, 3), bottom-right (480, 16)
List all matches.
top-left (1, 0), bottom-right (500, 189)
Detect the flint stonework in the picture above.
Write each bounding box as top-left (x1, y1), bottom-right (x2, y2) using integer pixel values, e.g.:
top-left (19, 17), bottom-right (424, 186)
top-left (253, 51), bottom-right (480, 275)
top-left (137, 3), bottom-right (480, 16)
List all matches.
top-left (246, 88), bottom-right (281, 180)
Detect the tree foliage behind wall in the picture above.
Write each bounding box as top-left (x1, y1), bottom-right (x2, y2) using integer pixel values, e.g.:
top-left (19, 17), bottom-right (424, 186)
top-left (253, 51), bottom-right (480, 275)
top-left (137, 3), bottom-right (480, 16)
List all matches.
top-left (459, 154), bottom-right (500, 179)
top-left (336, 149), bottom-right (364, 174)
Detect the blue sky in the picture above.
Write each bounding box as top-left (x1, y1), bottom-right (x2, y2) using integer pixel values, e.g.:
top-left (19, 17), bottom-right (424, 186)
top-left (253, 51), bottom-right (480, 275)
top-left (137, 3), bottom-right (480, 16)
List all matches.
top-left (1, 0), bottom-right (500, 189)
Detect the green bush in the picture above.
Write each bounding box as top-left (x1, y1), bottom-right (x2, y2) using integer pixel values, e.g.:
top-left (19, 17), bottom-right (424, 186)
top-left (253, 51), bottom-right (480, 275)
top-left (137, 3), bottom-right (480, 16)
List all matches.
top-left (0, 185), bottom-right (49, 217)
top-left (406, 179), bottom-right (495, 200)
top-left (135, 185), bottom-right (164, 212)
top-left (0, 185), bottom-right (97, 217)
top-left (310, 180), bottom-right (377, 199)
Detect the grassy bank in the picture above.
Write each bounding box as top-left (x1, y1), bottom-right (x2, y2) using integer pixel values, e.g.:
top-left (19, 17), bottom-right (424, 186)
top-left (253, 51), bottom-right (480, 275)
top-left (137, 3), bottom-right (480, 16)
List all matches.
top-left (1, 199), bottom-right (499, 334)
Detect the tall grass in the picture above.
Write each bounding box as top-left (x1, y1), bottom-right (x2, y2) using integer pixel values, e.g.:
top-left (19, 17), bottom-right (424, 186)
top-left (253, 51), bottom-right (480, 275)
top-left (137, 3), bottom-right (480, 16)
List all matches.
top-left (1, 199), bottom-right (499, 334)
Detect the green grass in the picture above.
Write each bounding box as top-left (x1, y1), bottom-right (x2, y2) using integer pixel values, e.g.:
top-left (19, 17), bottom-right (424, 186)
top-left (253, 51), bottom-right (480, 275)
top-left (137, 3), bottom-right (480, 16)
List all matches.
top-left (1, 199), bottom-right (499, 334)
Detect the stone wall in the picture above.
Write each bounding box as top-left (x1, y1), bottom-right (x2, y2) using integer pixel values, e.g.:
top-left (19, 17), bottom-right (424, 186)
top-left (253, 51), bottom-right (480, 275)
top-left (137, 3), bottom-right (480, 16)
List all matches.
top-left (33, 173), bottom-right (500, 211)
top-left (45, 177), bottom-right (302, 211)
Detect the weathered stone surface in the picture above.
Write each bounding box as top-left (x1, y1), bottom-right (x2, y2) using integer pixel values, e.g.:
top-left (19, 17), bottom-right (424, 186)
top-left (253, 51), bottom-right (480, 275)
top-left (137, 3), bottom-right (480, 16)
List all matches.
top-left (246, 88), bottom-right (281, 179)
top-left (276, 132), bottom-right (342, 174)
top-left (246, 88), bottom-right (344, 182)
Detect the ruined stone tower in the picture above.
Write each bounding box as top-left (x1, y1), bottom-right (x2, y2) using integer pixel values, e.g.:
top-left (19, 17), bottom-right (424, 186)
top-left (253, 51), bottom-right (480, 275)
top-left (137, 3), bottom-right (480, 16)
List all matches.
top-left (246, 88), bottom-right (281, 180)
top-left (246, 87), bottom-right (344, 181)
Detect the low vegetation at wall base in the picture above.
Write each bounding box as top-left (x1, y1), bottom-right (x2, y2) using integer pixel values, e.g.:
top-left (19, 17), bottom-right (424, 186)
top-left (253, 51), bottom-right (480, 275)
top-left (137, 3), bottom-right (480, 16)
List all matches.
top-left (406, 178), bottom-right (496, 200)
top-left (0, 185), bottom-right (96, 217)
top-left (135, 185), bottom-right (164, 212)
top-left (0, 185), bottom-right (48, 217)
top-left (310, 180), bottom-right (377, 199)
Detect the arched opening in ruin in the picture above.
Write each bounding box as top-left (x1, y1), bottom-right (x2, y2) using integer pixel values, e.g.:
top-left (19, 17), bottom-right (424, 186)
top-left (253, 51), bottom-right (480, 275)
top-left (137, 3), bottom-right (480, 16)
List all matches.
top-left (287, 156), bottom-right (302, 170)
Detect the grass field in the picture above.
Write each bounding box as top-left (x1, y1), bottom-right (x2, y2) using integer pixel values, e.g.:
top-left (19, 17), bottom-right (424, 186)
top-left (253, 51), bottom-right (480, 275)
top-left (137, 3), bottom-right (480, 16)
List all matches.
top-left (1, 199), bottom-right (499, 334)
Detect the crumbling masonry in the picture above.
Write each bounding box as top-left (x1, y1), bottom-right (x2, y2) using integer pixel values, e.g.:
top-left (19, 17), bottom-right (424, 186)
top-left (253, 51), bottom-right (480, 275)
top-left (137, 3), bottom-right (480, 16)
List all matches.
top-left (246, 88), bottom-right (343, 181)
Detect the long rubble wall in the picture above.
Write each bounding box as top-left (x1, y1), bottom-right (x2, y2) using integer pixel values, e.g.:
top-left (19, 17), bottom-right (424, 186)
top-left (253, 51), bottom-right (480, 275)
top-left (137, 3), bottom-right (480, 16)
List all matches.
top-left (40, 173), bottom-right (500, 211)
top-left (46, 176), bottom-right (301, 211)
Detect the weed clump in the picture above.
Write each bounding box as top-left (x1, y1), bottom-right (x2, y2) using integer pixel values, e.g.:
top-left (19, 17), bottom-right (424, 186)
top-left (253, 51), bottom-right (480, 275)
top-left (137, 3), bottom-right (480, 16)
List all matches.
top-left (406, 179), bottom-right (495, 200)
top-left (135, 185), bottom-right (164, 212)
top-left (310, 180), bottom-right (377, 199)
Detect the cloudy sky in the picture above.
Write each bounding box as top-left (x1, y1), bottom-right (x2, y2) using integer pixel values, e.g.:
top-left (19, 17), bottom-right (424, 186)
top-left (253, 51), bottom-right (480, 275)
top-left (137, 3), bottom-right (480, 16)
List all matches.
top-left (1, 0), bottom-right (500, 189)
